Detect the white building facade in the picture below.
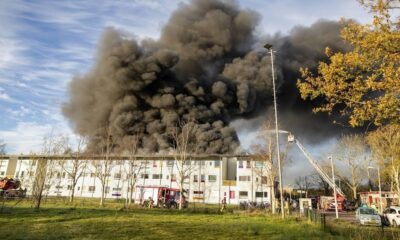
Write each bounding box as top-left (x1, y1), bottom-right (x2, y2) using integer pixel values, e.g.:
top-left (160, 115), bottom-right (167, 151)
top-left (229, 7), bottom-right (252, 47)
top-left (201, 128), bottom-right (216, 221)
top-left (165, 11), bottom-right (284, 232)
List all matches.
top-left (1, 155), bottom-right (273, 205)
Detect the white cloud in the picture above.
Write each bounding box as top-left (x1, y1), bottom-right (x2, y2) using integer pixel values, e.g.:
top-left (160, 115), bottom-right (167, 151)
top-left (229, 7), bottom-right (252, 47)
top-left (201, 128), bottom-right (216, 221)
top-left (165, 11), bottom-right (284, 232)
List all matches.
top-left (0, 92), bottom-right (11, 101)
top-left (0, 121), bottom-right (77, 154)
top-left (6, 106), bottom-right (32, 117)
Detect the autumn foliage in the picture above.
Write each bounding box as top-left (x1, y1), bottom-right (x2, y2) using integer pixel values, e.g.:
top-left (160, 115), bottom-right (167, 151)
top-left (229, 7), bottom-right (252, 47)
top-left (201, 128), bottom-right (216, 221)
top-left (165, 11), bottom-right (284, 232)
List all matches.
top-left (298, 0), bottom-right (399, 127)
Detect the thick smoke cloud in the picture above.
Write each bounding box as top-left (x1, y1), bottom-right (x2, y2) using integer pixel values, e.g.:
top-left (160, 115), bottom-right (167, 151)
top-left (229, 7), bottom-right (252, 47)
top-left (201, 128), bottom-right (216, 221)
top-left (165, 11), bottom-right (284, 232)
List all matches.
top-left (63, 0), bottom-right (350, 153)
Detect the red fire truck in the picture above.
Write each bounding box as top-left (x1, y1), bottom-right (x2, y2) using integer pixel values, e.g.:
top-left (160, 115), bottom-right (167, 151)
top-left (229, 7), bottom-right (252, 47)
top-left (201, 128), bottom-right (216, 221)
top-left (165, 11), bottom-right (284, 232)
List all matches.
top-left (136, 186), bottom-right (188, 208)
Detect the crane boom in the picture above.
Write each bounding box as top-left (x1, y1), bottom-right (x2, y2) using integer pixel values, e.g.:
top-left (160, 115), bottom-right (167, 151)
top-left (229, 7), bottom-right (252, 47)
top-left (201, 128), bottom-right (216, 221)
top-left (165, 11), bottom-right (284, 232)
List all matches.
top-left (290, 137), bottom-right (345, 197)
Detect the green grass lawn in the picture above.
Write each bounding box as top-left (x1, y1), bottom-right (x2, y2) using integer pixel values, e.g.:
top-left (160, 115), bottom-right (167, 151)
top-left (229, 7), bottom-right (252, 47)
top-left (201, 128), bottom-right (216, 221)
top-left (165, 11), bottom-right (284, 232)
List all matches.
top-left (0, 198), bottom-right (397, 240)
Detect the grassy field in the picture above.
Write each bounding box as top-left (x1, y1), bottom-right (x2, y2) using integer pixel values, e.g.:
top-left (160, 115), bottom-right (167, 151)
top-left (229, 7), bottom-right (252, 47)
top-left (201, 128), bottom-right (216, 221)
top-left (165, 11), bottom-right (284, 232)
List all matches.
top-left (0, 198), bottom-right (398, 240)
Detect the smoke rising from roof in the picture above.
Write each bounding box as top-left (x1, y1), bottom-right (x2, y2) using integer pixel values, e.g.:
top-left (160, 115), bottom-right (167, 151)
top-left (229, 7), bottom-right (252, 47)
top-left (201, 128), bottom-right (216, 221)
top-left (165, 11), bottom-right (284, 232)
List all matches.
top-left (63, 0), bottom-right (350, 153)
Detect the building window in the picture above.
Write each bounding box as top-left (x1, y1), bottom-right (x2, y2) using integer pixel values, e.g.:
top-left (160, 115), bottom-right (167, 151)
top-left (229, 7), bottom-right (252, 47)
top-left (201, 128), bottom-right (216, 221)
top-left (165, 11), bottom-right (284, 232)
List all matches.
top-left (201, 174), bottom-right (205, 182)
top-left (208, 175), bottom-right (217, 182)
top-left (167, 160), bottom-right (174, 166)
top-left (193, 191), bottom-right (204, 194)
top-left (262, 176), bottom-right (268, 184)
top-left (141, 174), bottom-right (149, 179)
top-left (214, 160), bottom-right (221, 167)
top-left (153, 161), bottom-right (157, 167)
top-left (0, 171), bottom-right (4, 176)
top-left (55, 185), bottom-right (63, 189)
top-left (193, 175), bottom-right (198, 182)
top-left (239, 191), bottom-right (248, 199)
top-left (255, 192), bottom-right (268, 198)
top-left (105, 186), bottom-right (110, 193)
top-left (114, 173), bottom-right (121, 179)
top-left (246, 160), bottom-right (251, 168)
top-left (255, 161), bottom-right (263, 168)
top-left (20, 171), bottom-right (25, 178)
top-left (238, 176), bottom-right (251, 181)
top-left (112, 187), bottom-right (122, 191)
top-left (152, 174), bottom-right (162, 179)
top-left (90, 173), bottom-right (96, 178)
top-left (62, 172), bottom-right (66, 178)
top-left (171, 174), bottom-right (176, 182)
top-left (67, 185), bottom-right (72, 190)
top-left (88, 186), bottom-right (96, 192)
top-left (238, 161), bottom-right (243, 168)
top-left (184, 160), bottom-right (191, 166)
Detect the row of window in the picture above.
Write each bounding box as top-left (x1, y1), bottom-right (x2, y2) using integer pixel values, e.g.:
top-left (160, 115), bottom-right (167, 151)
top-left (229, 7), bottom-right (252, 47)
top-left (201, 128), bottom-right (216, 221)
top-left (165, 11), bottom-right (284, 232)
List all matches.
top-left (139, 174), bottom-right (218, 183)
top-left (238, 161), bottom-right (265, 169)
top-left (238, 176), bottom-right (268, 184)
top-left (192, 191), bottom-right (269, 199)
top-left (43, 184), bottom-right (269, 199)
top-left (88, 160), bottom-right (222, 168)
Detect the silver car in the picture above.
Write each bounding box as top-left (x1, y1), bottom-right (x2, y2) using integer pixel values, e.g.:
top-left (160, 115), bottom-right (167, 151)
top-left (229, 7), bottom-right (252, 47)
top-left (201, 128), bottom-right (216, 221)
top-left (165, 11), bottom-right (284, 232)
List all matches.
top-left (356, 207), bottom-right (382, 226)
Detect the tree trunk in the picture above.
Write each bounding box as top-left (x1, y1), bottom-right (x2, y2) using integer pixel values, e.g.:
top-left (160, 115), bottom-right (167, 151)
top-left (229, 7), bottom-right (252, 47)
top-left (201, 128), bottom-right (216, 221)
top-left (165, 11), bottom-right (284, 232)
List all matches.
top-left (70, 183), bottom-right (75, 203)
top-left (179, 179), bottom-right (183, 210)
top-left (129, 184), bottom-right (134, 206)
top-left (100, 182), bottom-right (105, 207)
top-left (270, 185), bottom-right (276, 214)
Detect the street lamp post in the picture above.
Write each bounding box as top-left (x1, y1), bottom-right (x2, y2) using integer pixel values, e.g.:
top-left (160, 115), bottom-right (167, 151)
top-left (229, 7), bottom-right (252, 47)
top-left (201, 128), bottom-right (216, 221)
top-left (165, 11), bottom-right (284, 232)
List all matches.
top-left (329, 156), bottom-right (339, 219)
top-left (368, 166), bottom-right (383, 213)
top-left (264, 43), bottom-right (284, 219)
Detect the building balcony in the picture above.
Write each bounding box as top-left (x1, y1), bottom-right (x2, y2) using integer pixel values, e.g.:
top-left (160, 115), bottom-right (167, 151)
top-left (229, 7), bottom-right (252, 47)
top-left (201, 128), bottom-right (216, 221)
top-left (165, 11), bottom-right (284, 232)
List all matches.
top-left (223, 180), bottom-right (236, 186)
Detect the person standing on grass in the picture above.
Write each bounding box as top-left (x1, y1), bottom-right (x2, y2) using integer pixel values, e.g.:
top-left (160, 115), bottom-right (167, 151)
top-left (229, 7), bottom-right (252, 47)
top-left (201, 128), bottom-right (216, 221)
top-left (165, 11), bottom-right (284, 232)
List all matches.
top-left (220, 198), bottom-right (226, 212)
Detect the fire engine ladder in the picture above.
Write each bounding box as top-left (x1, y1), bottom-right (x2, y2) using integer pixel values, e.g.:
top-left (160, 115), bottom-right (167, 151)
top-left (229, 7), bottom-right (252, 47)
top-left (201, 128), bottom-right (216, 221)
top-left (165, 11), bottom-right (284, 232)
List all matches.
top-left (288, 135), bottom-right (345, 197)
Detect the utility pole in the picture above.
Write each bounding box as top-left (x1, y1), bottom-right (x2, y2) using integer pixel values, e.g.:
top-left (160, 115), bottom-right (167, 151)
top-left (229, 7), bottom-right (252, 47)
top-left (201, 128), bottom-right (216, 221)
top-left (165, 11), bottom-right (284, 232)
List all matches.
top-left (264, 43), bottom-right (284, 219)
top-left (329, 156), bottom-right (339, 219)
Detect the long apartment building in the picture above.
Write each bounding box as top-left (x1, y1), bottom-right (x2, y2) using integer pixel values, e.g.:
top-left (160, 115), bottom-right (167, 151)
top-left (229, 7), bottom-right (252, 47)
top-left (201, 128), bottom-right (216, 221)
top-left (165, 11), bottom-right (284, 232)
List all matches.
top-left (0, 155), bottom-right (273, 205)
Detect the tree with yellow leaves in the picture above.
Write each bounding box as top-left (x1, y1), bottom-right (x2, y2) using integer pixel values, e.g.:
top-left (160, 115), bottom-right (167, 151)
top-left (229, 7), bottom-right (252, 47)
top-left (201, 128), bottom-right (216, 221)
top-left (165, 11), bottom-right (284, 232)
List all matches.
top-left (298, 0), bottom-right (399, 127)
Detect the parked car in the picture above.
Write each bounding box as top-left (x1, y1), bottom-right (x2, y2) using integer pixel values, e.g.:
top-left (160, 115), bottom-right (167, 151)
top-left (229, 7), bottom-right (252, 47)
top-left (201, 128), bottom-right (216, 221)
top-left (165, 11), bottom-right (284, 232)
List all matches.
top-left (383, 206), bottom-right (400, 227)
top-left (345, 201), bottom-right (358, 211)
top-left (355, 207), bottom-right (382, 226)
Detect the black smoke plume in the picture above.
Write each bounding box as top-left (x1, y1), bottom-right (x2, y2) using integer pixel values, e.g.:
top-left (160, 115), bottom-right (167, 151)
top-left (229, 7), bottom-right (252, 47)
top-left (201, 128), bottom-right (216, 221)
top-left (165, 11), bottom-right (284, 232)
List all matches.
top-left (63, 0), bottom-right (350, 153)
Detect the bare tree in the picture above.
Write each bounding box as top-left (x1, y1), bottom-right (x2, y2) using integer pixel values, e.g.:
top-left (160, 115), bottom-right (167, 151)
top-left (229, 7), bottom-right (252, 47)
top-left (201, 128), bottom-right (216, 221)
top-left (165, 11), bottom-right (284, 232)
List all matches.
top-left (0, 139), bottom-right (6, 178)
top-left (367, 124), bottom-right (400, 197)
top-left (250, 119), bottom-right (290, 213)
top-left (170, 120), bottom-right (198, 210)
top-left (309, 171), bottom-right (331, 196)
top-left (295, 176), bottom-right (313, 198)
top-left (32, 131), bottom-right (66, 209)
top-left (0, 139), bottom-right (5, 155)
top-left (91, 126), bottom-right (117, 206)
top-left (120, 135), bottom-right (144, 207)
top-left (59, 136), bottom-right (88, 203)
top-left (333, 134), bottom-right (368, 200)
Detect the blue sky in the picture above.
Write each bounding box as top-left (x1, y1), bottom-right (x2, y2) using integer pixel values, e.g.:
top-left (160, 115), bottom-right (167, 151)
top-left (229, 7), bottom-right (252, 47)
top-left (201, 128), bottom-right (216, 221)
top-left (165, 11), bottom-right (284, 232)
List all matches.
top-left (0, 0), bottom-right (372, 154)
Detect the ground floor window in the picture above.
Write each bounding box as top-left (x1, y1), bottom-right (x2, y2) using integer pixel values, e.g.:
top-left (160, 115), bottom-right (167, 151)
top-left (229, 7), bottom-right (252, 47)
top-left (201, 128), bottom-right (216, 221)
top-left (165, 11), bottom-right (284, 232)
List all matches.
top-left (239, 191), bottom-right (248, 199)
top-left (255, 192), bottom-right (268, 198)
